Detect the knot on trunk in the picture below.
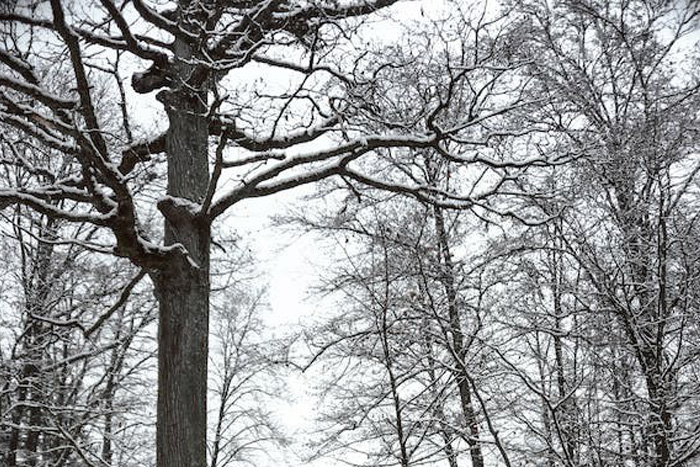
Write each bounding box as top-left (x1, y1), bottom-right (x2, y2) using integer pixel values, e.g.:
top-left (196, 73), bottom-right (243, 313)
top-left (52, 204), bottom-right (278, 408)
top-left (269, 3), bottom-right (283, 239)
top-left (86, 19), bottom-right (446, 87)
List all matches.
top-left (157, 195), bottom-right (201, 224)
top-left (132, 63), bottom-right (171, 94)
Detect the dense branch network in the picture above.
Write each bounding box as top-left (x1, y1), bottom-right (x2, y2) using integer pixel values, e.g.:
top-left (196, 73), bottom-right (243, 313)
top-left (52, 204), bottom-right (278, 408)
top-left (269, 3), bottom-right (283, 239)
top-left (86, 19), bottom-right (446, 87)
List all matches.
top-left (0, 0), bottom-right (546, 271)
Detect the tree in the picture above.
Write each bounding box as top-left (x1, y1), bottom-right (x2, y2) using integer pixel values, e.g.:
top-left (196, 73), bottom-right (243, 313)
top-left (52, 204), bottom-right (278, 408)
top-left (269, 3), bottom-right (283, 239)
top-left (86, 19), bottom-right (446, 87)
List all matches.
top-left (208, 239), bottom-right (287, 467)
top-left (0, 202), bottom-right (157, 466)
top-left (495, 1), bottom-right (700, 464)
top-left (0, 1), bottom-right (550, 466)
top-left (290, 1), bottom-right (700, 463)
top-left (294, 168), bottom-right (517, 467)
top-left (300, 205), bottom-right (461, 467)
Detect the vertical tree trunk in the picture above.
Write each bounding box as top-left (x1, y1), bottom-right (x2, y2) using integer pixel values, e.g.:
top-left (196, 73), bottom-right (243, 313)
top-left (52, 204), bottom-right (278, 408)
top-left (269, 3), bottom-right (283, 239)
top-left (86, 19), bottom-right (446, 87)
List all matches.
top-left (8, 218), bottom-right (56, 466)
top-left (420, 316), bottom-right (459, 467)
top-left (7, 367), bottom-right (30, 466)
top-left (102, 391), bottom-right (114, 466)
top-left (151, 25), bottom-right (211, 467)
top-left (550, 235), bottom-right (577, 465)
top-left (102, 332), bottom-right (124, 466)
top-left (433, 206), bottom-right (484, 467)
top-left (153, 263), bottom-right (210, 467)
top-left (24, 395), bottom-right (42, 467)
top-left (615, 188), bottom-right (674, 467)
top-left (378, 237), bottom-right (409, 467)
top-left (643, 357), bottom-right (672, 467)
top-left (534, 333), bottom-right (556, 467)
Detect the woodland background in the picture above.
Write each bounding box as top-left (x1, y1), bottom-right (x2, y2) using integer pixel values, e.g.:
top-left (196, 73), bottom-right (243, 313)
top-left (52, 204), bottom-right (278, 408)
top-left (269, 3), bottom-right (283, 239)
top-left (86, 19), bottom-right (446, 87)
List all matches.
top-left (0, 0), bottom-right (699, 467)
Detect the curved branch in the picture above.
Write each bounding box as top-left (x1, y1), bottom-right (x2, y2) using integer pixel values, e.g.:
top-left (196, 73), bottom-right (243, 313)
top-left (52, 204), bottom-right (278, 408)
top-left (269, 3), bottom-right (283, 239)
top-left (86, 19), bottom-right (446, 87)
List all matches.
top-left (0, 189), bottom-right (112, 225)
top-left (211, 115), bottom-right (339, 151)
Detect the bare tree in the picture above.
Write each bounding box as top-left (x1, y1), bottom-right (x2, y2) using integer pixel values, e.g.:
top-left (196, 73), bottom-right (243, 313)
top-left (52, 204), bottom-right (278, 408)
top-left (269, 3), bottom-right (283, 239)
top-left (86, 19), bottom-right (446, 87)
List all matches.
top-left (0, 1), bottom-right (549, 466)
top-left (0, 203), bottom-right (157, 466)
top-left (481, 2), bottom-right (700, 464)
top-left (293, 179), bottom-right (512, 467)
top-left (208, 240), bottom-right (287, 467)
top-left (301, 209), bottom-right (456, 467)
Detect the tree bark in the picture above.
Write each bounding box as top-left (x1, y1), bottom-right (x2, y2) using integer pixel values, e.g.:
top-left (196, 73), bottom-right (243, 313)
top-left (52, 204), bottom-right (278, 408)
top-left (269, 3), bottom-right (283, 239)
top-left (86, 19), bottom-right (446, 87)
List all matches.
top-left (153, 263), bottom-right (210, 467)
top-left (150, 26), bottom-right (211, 467)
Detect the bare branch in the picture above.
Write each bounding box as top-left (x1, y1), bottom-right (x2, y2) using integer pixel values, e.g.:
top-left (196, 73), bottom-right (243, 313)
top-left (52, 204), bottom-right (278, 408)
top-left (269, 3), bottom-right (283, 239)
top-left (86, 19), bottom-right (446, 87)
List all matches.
top-left (84, 269), bottom-right (148, 338)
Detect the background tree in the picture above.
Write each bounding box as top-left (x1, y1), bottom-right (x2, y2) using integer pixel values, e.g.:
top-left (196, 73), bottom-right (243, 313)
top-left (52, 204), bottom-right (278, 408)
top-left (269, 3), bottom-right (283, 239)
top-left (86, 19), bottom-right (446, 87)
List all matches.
top-left (0, 203), bottom-right (157, 466)
top-left (300, 204), bottom-right (462, 467)
top-left (208, 237), bottom-right (288, 467)
top-left (288, 3), bottom-right (700, 467)
top-left (482, 1), bottom-right (700, 465)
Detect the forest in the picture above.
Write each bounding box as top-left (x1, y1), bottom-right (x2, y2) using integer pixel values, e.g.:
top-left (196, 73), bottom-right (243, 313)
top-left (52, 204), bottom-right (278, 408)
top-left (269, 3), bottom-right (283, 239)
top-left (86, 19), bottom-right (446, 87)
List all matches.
top-left (0, 0), bottom-right (699, 466)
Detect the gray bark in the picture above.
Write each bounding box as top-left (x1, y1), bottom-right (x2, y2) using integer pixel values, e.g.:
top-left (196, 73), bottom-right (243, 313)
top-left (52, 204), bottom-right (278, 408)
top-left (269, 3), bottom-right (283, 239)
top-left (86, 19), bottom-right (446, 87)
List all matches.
top-left (150, 28), bottom-right (211, 467)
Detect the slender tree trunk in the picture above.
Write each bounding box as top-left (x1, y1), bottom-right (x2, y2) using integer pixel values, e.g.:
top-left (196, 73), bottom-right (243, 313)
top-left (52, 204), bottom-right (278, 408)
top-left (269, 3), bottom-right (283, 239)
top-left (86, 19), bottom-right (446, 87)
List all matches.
top-left (383, 341), bottom-right (409, 466)
top-left (432, 206), bottom-right (484, 467)
top-left (643, 356), bottom-right (672, 467)
top-left (151, 25), bottom-right (211, 467)
top-left (8, 220), bottom-right (56, 466)
top-left (550, 238), bottom-right (577, 465)
top-left (24, 394), bottom-right (42, 467)
top-left (534, 332), bottom-right (556, 467)
top-left (102, 392), bottom-right (114, 466)
top-left (7, 369), bottom-right (30, 466)
top-left (210, 364), bottom-right (232, 467)
top-left (420, 317), bottom-right (459, 467)
top-left (383, 335), bottom-right (409, 467)
top-left (102, 337), bottom-right (122, 466)
top-left (615, 188), bottom-right (673, 467)
top-left (378, 238), bottom-right (409, 467)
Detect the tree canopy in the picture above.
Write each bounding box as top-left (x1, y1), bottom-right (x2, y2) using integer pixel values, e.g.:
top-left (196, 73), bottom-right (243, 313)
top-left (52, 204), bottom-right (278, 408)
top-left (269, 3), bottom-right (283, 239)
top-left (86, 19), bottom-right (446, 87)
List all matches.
top-left (0, 0), bottom-right (698, 466)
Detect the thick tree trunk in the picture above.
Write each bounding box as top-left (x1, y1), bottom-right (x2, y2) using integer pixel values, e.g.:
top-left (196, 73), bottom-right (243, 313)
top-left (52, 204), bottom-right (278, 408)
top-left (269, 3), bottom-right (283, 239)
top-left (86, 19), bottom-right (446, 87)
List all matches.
top-left (153, 263), bottom-right (210, 467)
top-left (151, 27), bottom-right (211, 467)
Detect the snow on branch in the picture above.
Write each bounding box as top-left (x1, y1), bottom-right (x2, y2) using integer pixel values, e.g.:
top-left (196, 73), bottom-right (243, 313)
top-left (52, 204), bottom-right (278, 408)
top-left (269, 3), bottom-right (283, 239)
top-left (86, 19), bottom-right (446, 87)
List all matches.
top-left (0, 74), bottom-right (76, 110)
top-left (212, 115), bottom-right (339, 152)
top-left (209, 133), bottom-right (436, 218)
top-left (0, 189), bottom-right (112, 225)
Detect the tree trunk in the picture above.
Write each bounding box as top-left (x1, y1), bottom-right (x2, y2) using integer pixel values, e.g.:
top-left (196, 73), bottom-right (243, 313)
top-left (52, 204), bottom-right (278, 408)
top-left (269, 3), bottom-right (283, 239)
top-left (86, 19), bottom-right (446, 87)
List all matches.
top-left (8, 219), bottom-right (56, 466)
top-left (432, 205), bottom-right (484, 467)
top-left (7, 368), bottom-right (30, 466)
top-left (550, 237), bottom-right (577, 465)
top-left (153, 263), bottom-right (209, 467)
top-left (151, 26), bottom-right (212, 467)
top-left (643, 357), bottom-right (672, 467)
top-left (420, 316), bottom-right (459, 467)
top-left (378, 238), bottom-right (409, 467)
top-left (615, 188), bottom-right (674, 467)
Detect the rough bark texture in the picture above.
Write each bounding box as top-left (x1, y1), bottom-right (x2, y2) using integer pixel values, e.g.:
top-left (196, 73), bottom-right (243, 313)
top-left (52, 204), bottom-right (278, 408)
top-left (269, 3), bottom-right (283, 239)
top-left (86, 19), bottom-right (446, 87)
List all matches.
top-left (150, 28), bottom-right (211, 467)
top-left (153, 262), bottom-right (210, 467)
